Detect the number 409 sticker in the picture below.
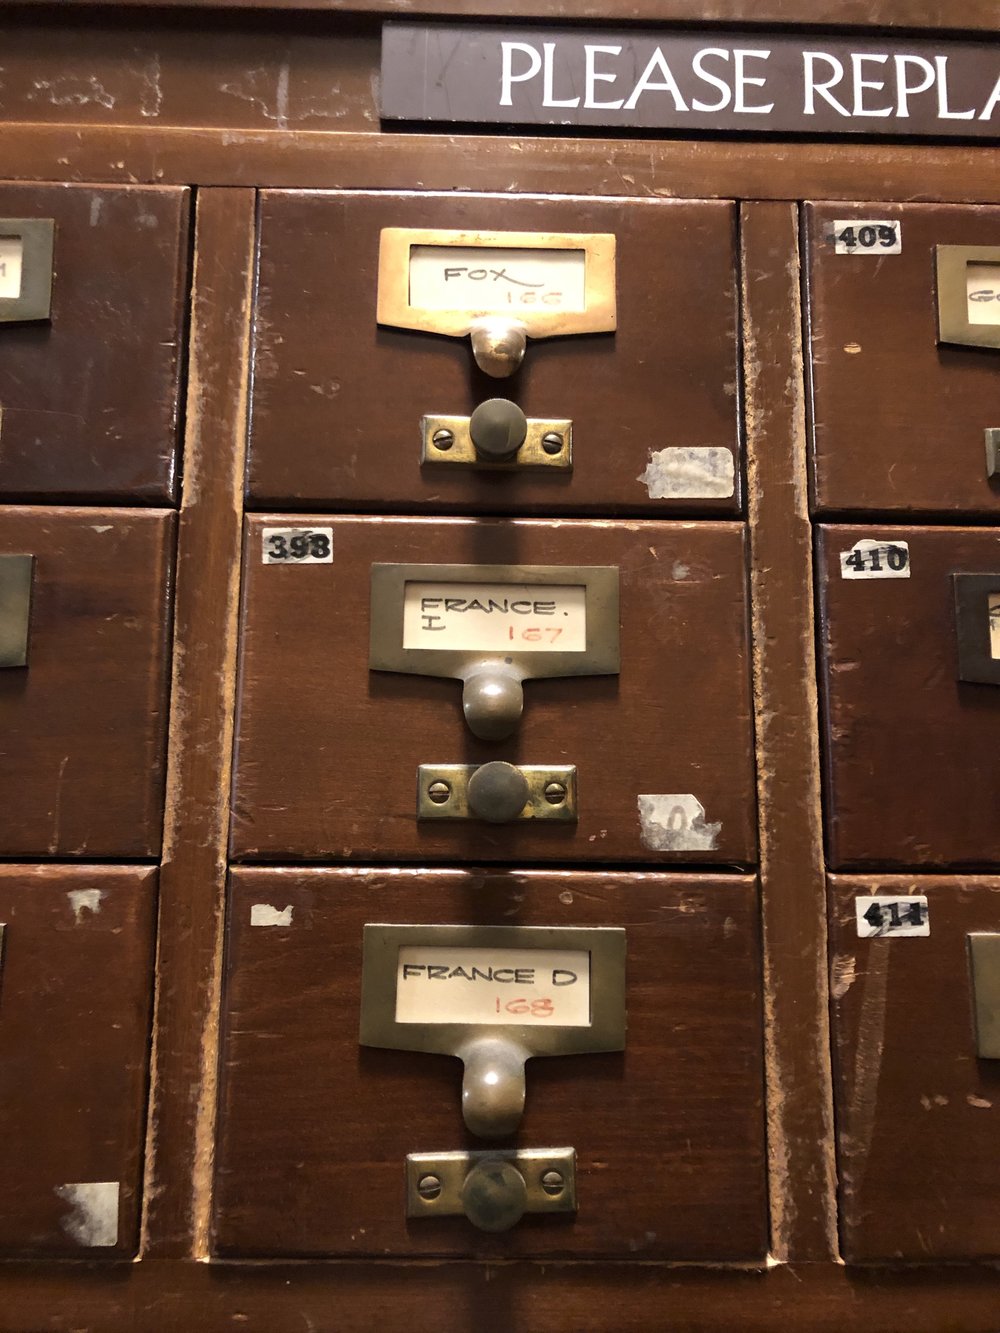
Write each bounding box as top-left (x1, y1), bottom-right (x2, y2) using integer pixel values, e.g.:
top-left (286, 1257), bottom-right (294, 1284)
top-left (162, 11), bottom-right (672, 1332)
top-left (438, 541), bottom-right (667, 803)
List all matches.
top-left (262, 527), bottom-right (334, 564)
top-left (833, 220), bottom-right (902, 254)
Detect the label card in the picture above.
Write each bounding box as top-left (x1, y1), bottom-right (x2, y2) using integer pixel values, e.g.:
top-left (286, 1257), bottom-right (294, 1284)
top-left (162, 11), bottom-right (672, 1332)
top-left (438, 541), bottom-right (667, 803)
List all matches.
top-left (409, 245), bottom-right (586, 314)
top-left (402, 580), bottom-right (586, 652)
top-left (856, 895), bottom-right (930, 938)
top-left (967, 262), bottom-right (1000, 325)
top-left (0, 237), bottom-right (23, 300)
top-left (990, 593), bottom-right (1000, 660)
top-left (395, 946), bottom-right (591, 1026)
top-left (833, 220), bottom-right (901, 255)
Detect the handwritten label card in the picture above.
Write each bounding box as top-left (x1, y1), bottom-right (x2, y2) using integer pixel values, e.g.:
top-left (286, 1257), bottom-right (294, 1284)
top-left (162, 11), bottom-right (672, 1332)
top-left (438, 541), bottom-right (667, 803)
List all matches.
top-left (408, 245), bottom-right (586, 313)
top-left (395, 946), bottom-right (591, 1026)
top-left (967, 262), bottom-right (1000, 325)
top-left (402, 580), bottom-right (587, 652)
top-left (0, 237), bottom-right (23, 300)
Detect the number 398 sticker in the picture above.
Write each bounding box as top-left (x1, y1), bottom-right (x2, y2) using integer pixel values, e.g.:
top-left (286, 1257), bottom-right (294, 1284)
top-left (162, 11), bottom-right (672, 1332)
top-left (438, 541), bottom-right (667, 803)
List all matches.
top-left (262, 527), bottom-right (334, 564)
top-left (833, 220), bottom-right (902, 255)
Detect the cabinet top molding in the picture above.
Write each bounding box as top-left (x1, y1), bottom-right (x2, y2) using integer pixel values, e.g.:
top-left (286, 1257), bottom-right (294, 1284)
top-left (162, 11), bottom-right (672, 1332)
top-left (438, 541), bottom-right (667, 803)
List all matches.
top-left (382, 23), bottom-right (1000, 138)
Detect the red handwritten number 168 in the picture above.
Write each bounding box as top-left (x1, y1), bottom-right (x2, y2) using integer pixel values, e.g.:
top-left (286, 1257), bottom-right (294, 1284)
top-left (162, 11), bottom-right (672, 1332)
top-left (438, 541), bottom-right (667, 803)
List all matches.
top-left (496, 997), bottom-right (554, 1017)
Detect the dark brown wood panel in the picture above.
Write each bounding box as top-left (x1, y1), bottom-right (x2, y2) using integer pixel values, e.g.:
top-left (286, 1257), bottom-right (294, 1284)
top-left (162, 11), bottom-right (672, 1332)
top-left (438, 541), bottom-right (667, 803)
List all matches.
top-left (0, 865), bottom-right (156, 1259)
top-left (144, 189), bottom-right (256, 1258)
top-left (807, 202), bottom-right (1000, 517)
top-left (0, 506), bottom-right (174, 859)
top-left (817, 524), bottom-right (1000, 870)
top-left (214, 868), bottom-right (766, 1260)
top-left (0, 183), bottom-right (189, 503)
top-left (232, 516), bottom-right (757, 865)
top-left (831, 875), bottom-right (1000, 1261)
top-left (248, 191), bottom-right (740, 515)
top-left (742, 202), bottom-right (837, 1260)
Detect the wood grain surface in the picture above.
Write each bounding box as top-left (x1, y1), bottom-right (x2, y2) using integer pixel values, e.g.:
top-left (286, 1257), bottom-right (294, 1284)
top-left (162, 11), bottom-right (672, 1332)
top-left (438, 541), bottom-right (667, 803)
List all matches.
top-left (0, 184), bottom-right (189, 503)
top-left (817, 524), bottom-right (1000, 869)
top-left (214, 867), bottom-right (766, 1261)
top-left (0, 865), bottom-right (156, 1258)
top-left (806, 203), bottom-right (1000, 517)
top-left (0, 507), bottom-right (174, 858)
top-left (232, 516), bottom-right (757, 865)
top-left (830, 875), bottom-right (1000, 1261)
top-left (248, 191), bottom-right (740, 515)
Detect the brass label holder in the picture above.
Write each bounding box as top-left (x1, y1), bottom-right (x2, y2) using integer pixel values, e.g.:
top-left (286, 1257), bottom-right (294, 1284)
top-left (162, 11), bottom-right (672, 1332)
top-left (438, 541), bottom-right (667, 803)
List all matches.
top-left (369, 562), bottom-right (620, 741)
top-left (377, 228), bottom-right (616, 377)
top-left (359, 923), bottom-right (626, 1139)
top-left (0, 554), bottom-right (34, 668)
top-left (0, 219), bottom-right (55, 324)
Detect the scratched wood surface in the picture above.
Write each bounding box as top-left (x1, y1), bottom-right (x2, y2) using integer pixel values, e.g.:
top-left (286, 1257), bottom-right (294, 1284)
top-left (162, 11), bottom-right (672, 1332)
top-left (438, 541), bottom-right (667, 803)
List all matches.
top-left (830, 875), bottom-right (1000, 1261)
top-left (0, 865), bottom-right (156, 1258)
top-left (0, 506), bottom-right (174, 858)
top-left (232, 516), bottom-right (757, 866)
top-left (806, 203), bottom-right (1000, 518)
top-left (816, 524), bottom-right (1000, 869)
top-left (0, 183), bottom-right (189, 503)
top-left (214, 868), bottom-right (767, 1261)
top-left (249, 191), bottom-right (740, 515)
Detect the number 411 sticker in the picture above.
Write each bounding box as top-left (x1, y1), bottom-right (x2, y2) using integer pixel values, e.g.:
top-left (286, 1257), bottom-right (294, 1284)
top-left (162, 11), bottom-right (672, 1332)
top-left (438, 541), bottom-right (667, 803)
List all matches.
top-left (856, 895), bottom-right (929, 938)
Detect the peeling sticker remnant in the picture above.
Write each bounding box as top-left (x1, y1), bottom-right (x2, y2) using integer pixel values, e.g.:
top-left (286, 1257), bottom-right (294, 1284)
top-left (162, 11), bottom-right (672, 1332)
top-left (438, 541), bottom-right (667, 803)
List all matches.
top-left (67, 888), bottom-right (104, 924)
top-left (638, 446), bottom-right (735, 499)
top-left (637, 794), bottom-right (721, 852)
top-left (250, 903), bottom-right (294, 927)
top-left (55, 1182), bottom-right (119, 1247)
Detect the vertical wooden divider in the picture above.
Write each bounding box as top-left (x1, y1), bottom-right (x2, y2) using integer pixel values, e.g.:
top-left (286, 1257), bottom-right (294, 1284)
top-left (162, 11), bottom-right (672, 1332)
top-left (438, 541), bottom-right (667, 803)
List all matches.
top-left (142, 187), bottom-right (256, 1258)
top-left (741, 201), bottom-right (839, 1261)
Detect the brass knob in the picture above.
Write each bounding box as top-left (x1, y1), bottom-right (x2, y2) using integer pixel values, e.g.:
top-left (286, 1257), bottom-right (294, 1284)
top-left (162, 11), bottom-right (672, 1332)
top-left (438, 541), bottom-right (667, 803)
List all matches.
top-left (467, 762), bottom-right (530, 823)
top-left (469, 398), bottom-right (528, 462)
top-left (460, 1158), bottom-right (528, 1233)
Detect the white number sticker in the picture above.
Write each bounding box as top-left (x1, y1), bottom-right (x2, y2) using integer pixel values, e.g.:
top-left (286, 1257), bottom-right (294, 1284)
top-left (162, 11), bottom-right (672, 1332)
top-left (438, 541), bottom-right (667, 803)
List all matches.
top-left (261, 527), bottom-right (333, 564)
top-left (856, 896), bottom-right (929, 938)
top-left (833, 220), bottom-right (902, 255)
top-left (840, 539), bottom-right (910, 580)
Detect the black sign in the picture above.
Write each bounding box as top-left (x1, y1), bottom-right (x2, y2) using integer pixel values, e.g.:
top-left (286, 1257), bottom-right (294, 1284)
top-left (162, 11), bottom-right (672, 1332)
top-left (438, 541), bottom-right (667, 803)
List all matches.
top-left (382, 23), bottom-right (1000, 139)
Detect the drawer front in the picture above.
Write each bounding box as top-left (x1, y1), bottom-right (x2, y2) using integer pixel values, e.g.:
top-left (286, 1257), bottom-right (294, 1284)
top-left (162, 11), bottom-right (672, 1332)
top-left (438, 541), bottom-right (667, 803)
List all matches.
top-left (214, 868), bottom-right (766, 1261)
top-left (0, 866), bottom-right (156, 1258)
top-left (0, 507), bottom-right (174, 857)
top-left (231, 516), bottom-right (756, 865)
top-left (247, 191), bottom-right (740, 515)
top-left (817, 524), bottom-right (1000, 868)
top-left (806, 202), bottom-right (1000, 517)
top-left (831, 875), bottom-right (1000, 1261)
top-left (0, 183), bottom-right (189, 503)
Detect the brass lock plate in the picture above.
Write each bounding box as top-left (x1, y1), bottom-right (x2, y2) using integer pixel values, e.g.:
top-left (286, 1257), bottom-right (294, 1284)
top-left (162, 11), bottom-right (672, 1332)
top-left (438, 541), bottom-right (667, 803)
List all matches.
top-left (421, 413), bottom-right (572, 470)
top-left (417, 763), bottom-right (577, 821)
top-left (953, 573), bottom-right (1000, 684)
top-left (0, 219), bottom-right (55, 324)
top-left (406, 1147), bottom-right (576, 1220)
top-left (969, 933), bottom-right (1000, 1058)
top-left (0, 554), bottom-right (34, 668)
